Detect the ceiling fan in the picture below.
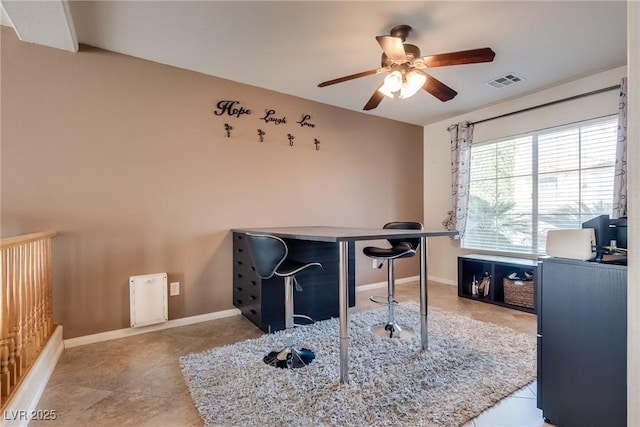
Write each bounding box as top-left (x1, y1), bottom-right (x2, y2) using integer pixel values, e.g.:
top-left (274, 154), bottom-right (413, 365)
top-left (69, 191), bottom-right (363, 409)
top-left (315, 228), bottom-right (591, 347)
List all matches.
top-left (317, 25), bottom-right (495, 110)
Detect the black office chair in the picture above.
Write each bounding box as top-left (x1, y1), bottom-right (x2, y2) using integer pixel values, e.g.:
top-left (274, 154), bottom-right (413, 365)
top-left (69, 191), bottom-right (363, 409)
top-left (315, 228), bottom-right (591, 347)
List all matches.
top-left (363, 221), bottom-right (423, 339)
top-left (245, 233), bottom-right (322, 368)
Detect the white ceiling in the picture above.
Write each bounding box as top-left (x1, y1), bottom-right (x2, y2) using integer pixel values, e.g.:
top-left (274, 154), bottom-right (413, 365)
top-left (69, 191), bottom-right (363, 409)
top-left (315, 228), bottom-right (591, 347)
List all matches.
top-left (0, 1), bottom-right (628, 126)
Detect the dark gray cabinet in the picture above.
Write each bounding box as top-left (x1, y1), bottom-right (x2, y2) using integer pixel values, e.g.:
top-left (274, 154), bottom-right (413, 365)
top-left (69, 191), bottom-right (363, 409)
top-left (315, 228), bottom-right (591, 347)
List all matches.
top-left (538, 257), bottom-right (627, 426)
top-left (232, 232), bottom-right (356, 333)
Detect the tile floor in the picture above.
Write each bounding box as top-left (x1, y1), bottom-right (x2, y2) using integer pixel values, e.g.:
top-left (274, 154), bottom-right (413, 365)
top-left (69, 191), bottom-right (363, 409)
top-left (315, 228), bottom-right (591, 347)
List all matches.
top-left (30, 281), bottom-right (552, 427)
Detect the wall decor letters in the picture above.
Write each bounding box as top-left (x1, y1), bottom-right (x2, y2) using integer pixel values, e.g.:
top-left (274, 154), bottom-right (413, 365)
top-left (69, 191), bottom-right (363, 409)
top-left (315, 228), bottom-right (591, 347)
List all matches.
top-left (224, 123), bottom-right (233, 137)
top-left (212, 102), bottom-right (322, 152)
top-left (297, 114), bottom-right (316, 128)
top-left (213, 100), bottom-right (252, 118)
top-left (261, 109), bottom-right (287, 125)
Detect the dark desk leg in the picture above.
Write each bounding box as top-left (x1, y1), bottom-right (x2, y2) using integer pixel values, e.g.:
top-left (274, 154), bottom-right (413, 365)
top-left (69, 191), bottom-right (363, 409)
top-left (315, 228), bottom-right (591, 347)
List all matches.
top-left (339, 241), bottom-right (349, 384)
top-left (420, 236), bottom-right (429, 350)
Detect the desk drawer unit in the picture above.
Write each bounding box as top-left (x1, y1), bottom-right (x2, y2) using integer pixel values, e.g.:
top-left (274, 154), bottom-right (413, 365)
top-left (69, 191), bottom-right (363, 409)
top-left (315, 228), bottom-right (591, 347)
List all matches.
top-left (232, 232), bottom-right (356, 332)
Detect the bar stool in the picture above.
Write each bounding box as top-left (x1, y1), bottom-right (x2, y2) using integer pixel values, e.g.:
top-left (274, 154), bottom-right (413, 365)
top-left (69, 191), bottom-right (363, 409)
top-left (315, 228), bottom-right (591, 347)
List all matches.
top-left (363, 221), bottom-right (423, 339)
top-left (245, 233), bottom-right (322, 368)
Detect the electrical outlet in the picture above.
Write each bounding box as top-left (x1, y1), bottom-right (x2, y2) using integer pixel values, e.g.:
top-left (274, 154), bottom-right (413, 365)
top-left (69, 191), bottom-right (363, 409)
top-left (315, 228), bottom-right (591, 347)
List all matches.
top-left (170, 282), bottom-right (180, 296)
top-left (372, 259), bottom-right (378, 269)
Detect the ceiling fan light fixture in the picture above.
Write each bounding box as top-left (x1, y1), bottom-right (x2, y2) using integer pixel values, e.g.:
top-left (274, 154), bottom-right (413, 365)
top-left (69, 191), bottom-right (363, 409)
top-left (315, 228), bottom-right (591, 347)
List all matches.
top-left (379, 69), bottom-right (426, 99)
top-left (400, 70), bottom-right (427, 99)
top-left (380, 70), bottom-right (403, 97)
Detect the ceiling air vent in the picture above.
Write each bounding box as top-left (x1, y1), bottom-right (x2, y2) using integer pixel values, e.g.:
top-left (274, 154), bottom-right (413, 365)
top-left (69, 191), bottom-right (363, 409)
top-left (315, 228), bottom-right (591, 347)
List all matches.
top-left (484, 73), bottom-right (524, 89)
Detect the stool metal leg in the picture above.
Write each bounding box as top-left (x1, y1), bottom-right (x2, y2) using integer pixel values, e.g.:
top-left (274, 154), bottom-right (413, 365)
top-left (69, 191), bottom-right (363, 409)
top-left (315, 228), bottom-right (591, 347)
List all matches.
top-left (387, 260), bottom-right (395, 324)
top-left (263, 276), bottom-right (316, 368)
top-left (370, 259), bottom-right (414, 339)
top-left (284, 275), bottom-right (294, 330)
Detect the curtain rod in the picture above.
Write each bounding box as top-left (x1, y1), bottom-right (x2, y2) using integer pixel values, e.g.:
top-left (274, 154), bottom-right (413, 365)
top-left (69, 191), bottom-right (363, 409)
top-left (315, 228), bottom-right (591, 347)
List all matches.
top-left (470, 84), bottom-right (621, 126)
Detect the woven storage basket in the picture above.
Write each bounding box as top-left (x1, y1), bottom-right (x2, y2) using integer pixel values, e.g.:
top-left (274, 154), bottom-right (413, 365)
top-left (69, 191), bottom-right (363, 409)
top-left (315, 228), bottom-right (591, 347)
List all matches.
top-left (503, 278), bottom-right (534, 309)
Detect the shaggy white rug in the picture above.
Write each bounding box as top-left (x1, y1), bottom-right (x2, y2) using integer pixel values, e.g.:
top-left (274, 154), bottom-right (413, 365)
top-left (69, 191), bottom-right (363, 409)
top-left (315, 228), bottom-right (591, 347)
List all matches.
top-left (180, 304), bottom-right (536, 427)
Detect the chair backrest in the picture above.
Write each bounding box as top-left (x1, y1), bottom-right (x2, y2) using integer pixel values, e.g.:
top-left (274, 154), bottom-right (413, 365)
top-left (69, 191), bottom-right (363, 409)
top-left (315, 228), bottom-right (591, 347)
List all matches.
top-left (384, 221), bottom-right (423, 250)
top-left (245, 233), bottom-right (288, 279)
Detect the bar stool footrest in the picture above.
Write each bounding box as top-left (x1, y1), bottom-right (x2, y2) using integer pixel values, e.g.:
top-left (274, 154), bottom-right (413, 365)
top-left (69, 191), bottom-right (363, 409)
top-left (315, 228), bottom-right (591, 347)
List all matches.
top-left (369, 295), bottom-right (399, 305)
top-left (293, 313), bottom-right (314, 327)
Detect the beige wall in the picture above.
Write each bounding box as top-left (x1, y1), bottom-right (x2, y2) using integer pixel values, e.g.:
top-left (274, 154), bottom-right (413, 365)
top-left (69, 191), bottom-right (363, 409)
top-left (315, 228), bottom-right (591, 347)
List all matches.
top-left (0, 28), bottom-right (424, 338)
top-left (423, 65), bottom-right (627, 284)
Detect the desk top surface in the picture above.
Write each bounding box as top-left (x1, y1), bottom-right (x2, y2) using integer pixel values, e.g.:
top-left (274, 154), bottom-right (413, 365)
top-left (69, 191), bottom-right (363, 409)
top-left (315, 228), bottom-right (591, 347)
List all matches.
top-left (232, 226), bottom-right (457, 242)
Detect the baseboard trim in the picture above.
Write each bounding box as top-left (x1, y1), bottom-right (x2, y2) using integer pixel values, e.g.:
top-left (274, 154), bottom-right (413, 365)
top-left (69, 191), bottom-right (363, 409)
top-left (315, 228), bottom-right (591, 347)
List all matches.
top-left (356, 275), bottom-right (420, 291)
top-left (427, 276), bottom-right (457, 286)
top-left (357, 275), bottom-right (456, 291)
top-left (64, 308), bottom-right (241, 348)
top-left (3, 325), bottom-right (64, 427)
top-left (64, 276), bottom-right (457, 348)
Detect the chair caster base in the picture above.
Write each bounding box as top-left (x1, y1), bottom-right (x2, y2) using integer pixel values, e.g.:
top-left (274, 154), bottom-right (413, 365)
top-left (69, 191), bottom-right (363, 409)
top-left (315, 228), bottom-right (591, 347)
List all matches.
top-left (263, 346), bottom-right (315, 369)
top-left (370, 323), bottom-right (414, 339)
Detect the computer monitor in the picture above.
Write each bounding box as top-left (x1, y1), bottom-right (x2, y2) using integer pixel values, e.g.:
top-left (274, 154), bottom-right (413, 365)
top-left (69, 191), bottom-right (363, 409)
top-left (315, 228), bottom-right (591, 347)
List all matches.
top-left (581, 214), bottom-right (611, 261)
top-left (610, 217), bottom-right (627, 250)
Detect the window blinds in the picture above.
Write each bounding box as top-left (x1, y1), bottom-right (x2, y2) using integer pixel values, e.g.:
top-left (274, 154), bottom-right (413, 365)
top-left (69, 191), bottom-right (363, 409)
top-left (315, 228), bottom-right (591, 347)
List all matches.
top-left (462, 116), bottom-right (617, 254)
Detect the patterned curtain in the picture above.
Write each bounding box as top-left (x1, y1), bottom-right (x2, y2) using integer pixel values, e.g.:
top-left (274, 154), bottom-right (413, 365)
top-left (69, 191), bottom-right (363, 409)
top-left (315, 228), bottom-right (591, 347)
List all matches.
top-left (442, 121), bottom-right (474, 239)
top-left (612, 77), bottom-right (627, 219)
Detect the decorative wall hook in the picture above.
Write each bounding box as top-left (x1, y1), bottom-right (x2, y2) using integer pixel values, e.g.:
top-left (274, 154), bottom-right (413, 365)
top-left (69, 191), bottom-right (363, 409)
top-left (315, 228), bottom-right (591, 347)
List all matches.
top-left (287, 134), bottom-right (295, 147)
top-left (258, 129), bottom-right (265, 142)
top-left (224, 123), bottom-right (233, 138)
top-left (314, 138), bottom-right (320, 151)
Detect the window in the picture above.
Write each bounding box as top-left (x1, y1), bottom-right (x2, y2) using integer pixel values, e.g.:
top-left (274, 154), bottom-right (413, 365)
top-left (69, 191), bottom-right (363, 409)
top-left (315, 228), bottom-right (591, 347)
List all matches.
top-left (462, 115), bottom-right (618, 254)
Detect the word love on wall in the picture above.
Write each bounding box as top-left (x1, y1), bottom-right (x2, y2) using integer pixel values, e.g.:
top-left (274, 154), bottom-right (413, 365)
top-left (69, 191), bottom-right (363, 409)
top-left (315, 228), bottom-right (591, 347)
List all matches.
top-left (296, 114), bottom-right (316, 128)
top-left (213, 99), bottom-right (321, 150)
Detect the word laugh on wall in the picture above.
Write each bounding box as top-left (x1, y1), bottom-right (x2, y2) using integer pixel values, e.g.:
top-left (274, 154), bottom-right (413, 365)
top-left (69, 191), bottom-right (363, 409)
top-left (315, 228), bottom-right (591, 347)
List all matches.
top-left (214, 100), bottom-right (320, 150)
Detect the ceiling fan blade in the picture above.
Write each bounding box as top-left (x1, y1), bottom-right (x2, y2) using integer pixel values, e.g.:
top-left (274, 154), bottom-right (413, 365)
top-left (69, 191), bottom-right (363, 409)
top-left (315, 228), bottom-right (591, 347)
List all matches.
top-left (363, 83), bottom-right (385, 110)
top-left (318, 69), bottom-right (381, 87)
top-left (376, 35), bottom-right (407, 61)
top-left (422, 47), bottom-right (495, 67)
top-left (421, 71), bottom-right (458, 102)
